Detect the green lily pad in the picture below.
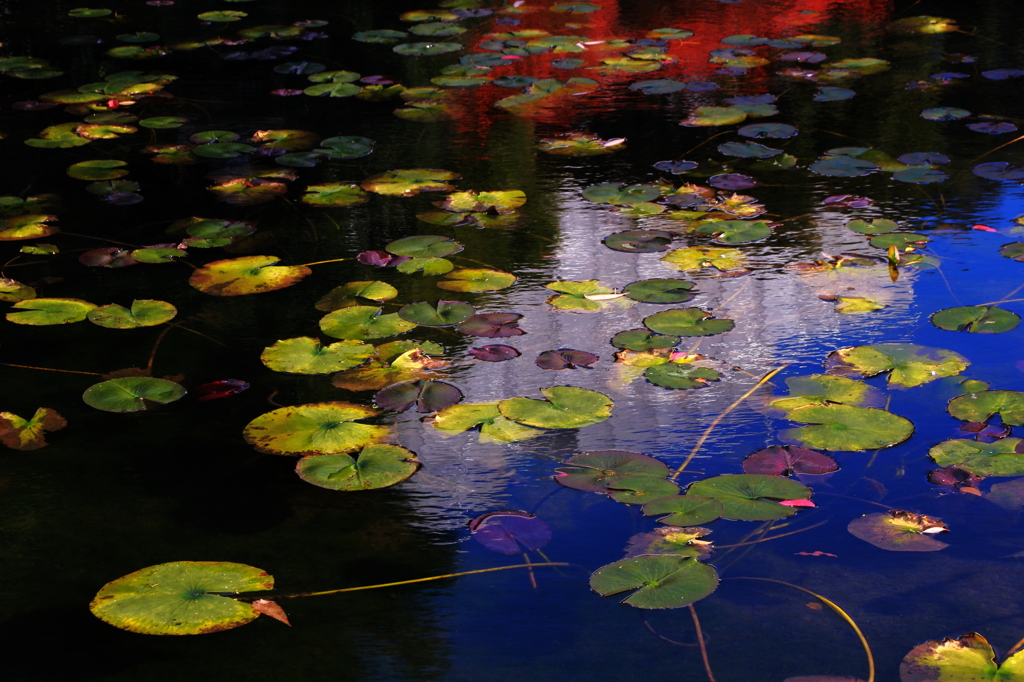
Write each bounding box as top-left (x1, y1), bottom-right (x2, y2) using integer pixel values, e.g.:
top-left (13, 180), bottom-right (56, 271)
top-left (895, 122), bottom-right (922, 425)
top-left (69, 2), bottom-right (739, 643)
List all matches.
top-left (331, 345), bottom-right (446, 392)
top-left (303, 82), bottom-right (361, 98)
top-left (0, 214), bottom-right (59, 241)
top-left (900, 632), bottom-right (1024, 682)
top-left (681, 106), bottom-right (747, 127)
top-left (604, 231), bottom-right (674, 255)
top-left (315, 281), bottom-right (398, 312)
top-left (398, 301), bottom-right (475, 326)
top-left (353, 29), bottom-right (408, 43)
top-left (87, 300), bottom-right (177, 329)
top-left (611, 329), bottom-right (680, 351)
top-left (139, 117), bottom-right (187, 131)
top-left (69, 7), bottom-right (112, 17)
top-left (643, 308), bottom-right (734, 337)
top-left (847, 218), bottom-right (897, 235)
top-left (243, 402), bottom-right (387, 456)
top-left (931, 306), bottom-right (1020, 333)
top-left (948, 390), bottom-right (1024, 426)
top-left (436, 190), bottom-right (526, 213)
top-left (393, 42), bottom-right (463, 56)
top-left (498, 386), bottom-right (614, 429)
top-left (6, 298), bottom-right (96, 325)
top-left (623, 279), bottom-right (696, 304)
top-left (686, 474), bottom-right (812, 521)
top-left (433, 402), bottom-right (545, 444)
top-left (661, 246), bottom-right (745, 272)
top-left (929, 438), bottom-right (1024, 476)
top-left (0, 277), bottom-right (36, 303)
top-left (67, 159), bottom-right (129, 181)
top-left (537, 134), bottom-right (624, 156)
top-left (999, 242), bottom-right (1024, 262)
top-left (437, 269), bottom-right (516, 292)
top-left (296, 444), bottom-right (419, 490)
top-left (848, 510), bottom-right (949, 552)
top-left (396, 257), bottom-right (454, 275)
top-left (362, 169), bottom-right (460, 196)
top-left (317, 135), bottom-right (375, 159)
top-left (198, 10), bottom-right (247, 21)
top-left (809, 157), bottom-right (879, 177)
top-left (182, 218), bottom-right (255, 248)
top-left (83, 377), bottom-right (186, 413)
top-left (783, 404), bottom-right (914, 451)
top-left (590, 555), bottom-right (719, 609)
top-left (555, 450), bottom-right (669, 492)
top-left (823, 296), bottom-right (887, 314)
top-left (769, 374), bottom-right (883, 412)
top-left (320, 306), bottom-right (417, 341)
top-left (693, 220), bottom-right (772, 244)
top-left (608, 477), bottom-right (681, 505)
top-left (826, 343), bottom-right (970, 387)
top-left (644, 364), bottom-right (722, 390)
top-left (545, 280), bottom-right (620, 312)
top-left (642, 496), bottom-right (725, 526)
top-left (582, 183), bottom-right (661, 205)
top-left (131, 248), bottom-right (185, 264)
top-left (0, 407), bottom-right (66, 451)
top-left (90, 561), bottom-right (273, 635)
top-left (261, 337), bottom-right (374, 374)
top-left (387, 235), bottom-right (464, 258)
top-left (189, 256), bottom-right (312, 296)
top-left (301, 183), bottom-right (369, 207)
top-left (718, 141), bottom-right (782, 159)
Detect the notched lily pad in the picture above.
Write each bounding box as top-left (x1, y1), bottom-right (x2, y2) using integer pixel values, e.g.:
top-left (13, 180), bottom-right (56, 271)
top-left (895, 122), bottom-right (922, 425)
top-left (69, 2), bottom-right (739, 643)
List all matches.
top-left (931, 306), bottom-right (1020, 333)
top-left (189, 256), bottom-right (311, 296)
top-left (433, 402), bottom-right (544, 444)
top-left (243, 402), bottom-right (387, 456)
top-left (7, 298), bottom-right (96, 325)
top-left (826, 343), bottom-right (969, 387)
top-left (470, 511), bottom-right (551, 555)
top-left (783, 404), bottom-right (914, 451)
top-left (83, 377), bottom-right (186, 413)
top-left (499, 387), bottom-right (613, 429)
top-left (0, 408), bottom-right (67, 450)
top-left (590, 555), bottom-right (719, 609)
top-left (948, 390), bottom-right (1024, 426)
top-left (320, 306), bottom-right (418, 341)
top-left (900, 633), bottom-right (1024, 682)
top-left (742, 446), bottom-right (839, 476)
top-left (929, 438), bottom-right (1024, 476)
top-left (642, 496), bottom-right (725, 526)
top-left (643, 308), bottom-right (734, 337)
top-left (261, 337), bottom-right (374, 374)
top-left (769, 374), bottom-right (883, 412)
top-left (374, 379), bottom-right (463, 413)
top-left (848, 510), bottom-right (948, 551)
top-left (296, 444), bottom-right (419, 490)
top-left (87, 300), bottom-right (177, 329)
top-left (686, 474), bottom-right (813, 520)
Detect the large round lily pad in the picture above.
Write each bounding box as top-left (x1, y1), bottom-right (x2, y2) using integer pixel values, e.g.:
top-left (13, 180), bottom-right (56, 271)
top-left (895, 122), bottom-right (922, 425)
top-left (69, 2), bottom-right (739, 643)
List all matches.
top-left (661, 246), bottom-right (745, 272)
top-left (90, 561), bottom-right (273, 635)
top-left (742, 446), bottom-right (839, 476)
top-left (931, 306), bottom-right (1020, 333)
top-left (693, 220), bottom-right (772, 244)
top-left (642, 495), bottom-right (725, 526)
top-left (83, 377), bottom-right (186, 413)
top-left (825, 343), bottom-right (969, 388)
top-left (320, 306), bottom-right (418, 340)
top-left (555, 450), bottom-right (669, 492)
top-left (590, 555), bottom-right (719, 609)
top-left (296, 444), bottom-right (419, 491)
top-left (686, 474), bottom-right (812, 520)
top-left (643, 308), bottom-right (734, 337)
top-left (386, 235), bottom-right (463, 258)
top-left (929, 438), bottom-right (1024, 476)
top-left (900, 632), bottom-right (1024, 681)
top-left (189, 256), bottom-right (312, 296)
top-left (243, 402), bottom-right (387, 456)
top-left (948, 390), bottom-right (1024, 426)
top-left (362, 170), bottom-right (460, 196)
top-left (848, 510), bottom-right (948, 552)
top-left (261, 337), bottom-right (374, 374)
top-left (784, 404), bottom-right (914, 451)
top-left (498, 386), bottom-right (613, 429)
top-left (436, 269), bottom-right (516, 292)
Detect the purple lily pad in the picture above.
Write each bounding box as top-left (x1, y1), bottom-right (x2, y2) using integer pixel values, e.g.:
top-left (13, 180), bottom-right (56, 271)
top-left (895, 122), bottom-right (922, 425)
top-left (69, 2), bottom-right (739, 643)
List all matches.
top-left (742, 445), bottom-right (839, 477)
top-left (685, 81), bottom-right (719, 92)
top-left (930, 71), bottom-right (969, 80)
top-left (357, 250), bottom-right (394, 266)
top-left (469, 345), bottom-right (521, 362)
top-left (968, 122), bottom-right (1018, 134)
top-left (536, 349), bottom-right (599, 370)
top-left (374, 379), bottom-right (463, 413)
top-left (982, 69), bottom-right (1024, 80)
top-left (724, 93), bottom-right (776, 105)
top-left (708, 173), bottom-right (758, 190)
top-left (928, 467), bottom-right (984, 487)
top-left (974, 162), bottom-right (1024, 181)
top-left (652, 159), bottom-right (698, 174)
top-left (469, 511), bottom-right (551, 555)
top-left (822, 194), bottom-right (874, 208)
top-left (456, 313), bottom-right (525, 337)
top-left (897, 152), bottom-right (950, 166)
top-left (79, 247), bottom-right (139, 268)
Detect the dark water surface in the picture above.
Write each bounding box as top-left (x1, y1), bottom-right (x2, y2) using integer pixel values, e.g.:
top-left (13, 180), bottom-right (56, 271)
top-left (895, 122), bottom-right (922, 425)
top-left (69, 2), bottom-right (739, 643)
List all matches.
top-left (3, 0), bottom-right (1024, 680)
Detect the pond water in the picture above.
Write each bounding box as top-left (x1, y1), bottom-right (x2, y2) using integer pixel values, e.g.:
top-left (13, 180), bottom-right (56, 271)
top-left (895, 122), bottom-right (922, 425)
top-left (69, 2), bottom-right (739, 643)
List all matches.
top-left (3, 0), bottom-right (1024, 680)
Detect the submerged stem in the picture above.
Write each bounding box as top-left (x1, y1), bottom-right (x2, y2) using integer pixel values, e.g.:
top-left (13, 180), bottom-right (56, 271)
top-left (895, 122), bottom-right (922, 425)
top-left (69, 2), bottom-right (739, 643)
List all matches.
top-left (713, 519), bottom-right (828, 549)
top-left (147, 327), bottom-right (172, 373)
top-left (0, 362), bottom-right (102, 376)
top-left (688, 604), bottom-right (716, 682)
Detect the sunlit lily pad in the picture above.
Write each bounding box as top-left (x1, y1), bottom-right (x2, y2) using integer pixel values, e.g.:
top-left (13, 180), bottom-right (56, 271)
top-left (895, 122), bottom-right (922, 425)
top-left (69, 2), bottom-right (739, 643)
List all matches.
top-left (362, 169), bottom-right (460, 196)
top-left (208, 177), bottom-right (289, 205)
top-left (784, 404), bottom-right (914, 451)
top-left (301, 183), bottom-right (369, 207)
top-left (769, 374), bottom-right (883, 412)
top-left (87, 300), bottom-right (177, 329)
top-left (261, 337), bottom-right (374, 374)
top-left (644, 363), bottom-right (721, 390)
top-left (900, 632), bottom-right (1024, 682)
top-left (848, 510), bottom-right (948, 551)
top-left (681, 106), bottom-right (747, 127)
top-left (538, 134), bottom-right (624, 156)
top-left (315, 281), bottom-right (398, 311)
top-left (545, 280), bottom-right (620, 312)
top-left (67, 159), bottom-right (129, 181)
top-left (189, 256), bottom-right (312, 296)
top-left (297, 444), bottom-right (419, 490)
top-left (331, 345), bottom-right (446, 392)
top-left (611, 329), bottom-right (680, 351)
top-left (847, 218), bottom-right (897, 235)
top-left (7, 298), bottom-right (96, 325)
top-left (90, 561), bottom-right (273, 635)
top-left (642, 496), bottom-right (725, 526)
top-left (929, 438), bottom-right (1024, 476)
top-left (887, 15), bottom-right (958, 34)
top-left (398, 301), bottom-right (475, 326)
top-left (825, 343), bottom-right (969, 387)
top-left (433, 402), bottom-right (545, 444)
top-left (742, 446), bottom-right (838, 476)
top-left (555, 450), bottom-right (669, 493)
top-left (243, 402), bottom-right (386, 456)
top-left (931, 306), bottom-right (1020, 333)
top-left (198, 10), bottom-right (247, 21)
top-left (182, 218), bottom-right (255, 248)
top-left (83, 377), bottom-right (186, 413)
top-left (869, 232), bottom-right (929, 250)
top-left (375, 379), bottom-right (462, 413)
top-left (437, 269), bottom-right (516, 292)
top-left (693, 220), bottom-right (772, 244)
top-left (948, 390), bottom-right (1024, 426)
top-left (320, 306), bottom-right (417, 341)
top-left (499, 386), bottom-right (613, 429)
top-left (643, 308), bottom-right (734, 337)
top-left (0, 408), bottom-right (66, 450)
top-left (0, 277), bottom-right (36, 302)
top-left (0, 214), bottom-right (59, 241)
top-left (686, 474), bottom-right (812, 520)
top-left (661, 246), bottom-right (745, 272)
top-left (590, 555), bottom-right (719, 609)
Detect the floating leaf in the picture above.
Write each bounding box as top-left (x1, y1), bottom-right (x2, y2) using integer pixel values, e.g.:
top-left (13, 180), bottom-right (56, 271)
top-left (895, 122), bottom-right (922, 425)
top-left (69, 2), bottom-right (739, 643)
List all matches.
top-left (737, 123), bottom-right (799, 139)
top-left (0, 277), bottom-right (36, 302)
top-left (189, 256), bottom-right (311, 296)
top-left (375, 379), bottom-right (462, 413)
top-left (208, 177), bottom-right (289, 205)
top-left (973, 162), bottom-right (1024, 181)
top-left (555, 450), bottom-right (669, 492)
top-left (0, 214), bottom-right (59, 241)
top-left (315, 281), bottom-right (398, 312)
top-left (929, 438), bottom-right (1024, 476)
top-left (847, 219), bottom-right (897, 235)
top-left (243, 402), bottom-right (386, 456)
top-left (661, 246), bottom-right (745, 272)
top-left (320, 305), bottom-right (417, 341)
top-left (437, 269), bottom-right (516, 292)
top-left (921, 107), bottom-right (971, 121)
top-left (742, 446), bottom-right (839, 476)
top-left (398, 301), bottom-right (474, 327)
top-left (198, 10), bottom-right (247, 21)
top-left (948, 390), bottom-right (1024, 426)
top-left (296, 444), bottom-right (419, 490)
top-left (582, 183), bottom-right (661, 205)
top-left (469, 345), bottom-right (520, 362)
top-left (261, 337), bottom-right (374, 374)
top-left (686, 474), bottom-right (813, 521)
top-left (644, 308), bottom-right (734, 337)
top-left (67, 159), bottom-right (129, 181)
top-left (362, 169), bottom-right (460, 197)
top-left (470, 511), bottom-right (551, 555)
top-left (809, 157), bottom-right (878, 177)
top-left (90, 561), bottom-right (273, 635)
top-left (604, 230), bottom-right (673, 253)
top-left (783, 404), bottom-right (914, 451)
top-left (848, 510), bottom-right (948, 552)
top-left (83, 377), bottom-right (186, 413)
top-left (887, 15), bottom-right (958, 34)
top-left (1000, 243), bottom-right (1024, 262)
top-left (456, 313), bottom-right (524, 337)
top-left (536, 349), bottom-right (598, 370)
top-left (499, 386), bottom-right (613, 429)
top-left (718, 141), bottom-right (782, 159)
top-left (769, 374), bottom-right (883, 412)
top-left (0, 408), bottom-right (67, 450)
top-left (644, 363), bottom-right (721, 390)
top-left (433, 402), bottom-right (544, 444)
top-left (301, 183), bottom-right (369, 207)
top-left (590, 555), bottom-right (719, 609)
top-left (642, 496), bottom-right (725, 526)
top-left (693, 220), bottom-right (772, 244)
top-left (899, 633), bottom-right (1024, 682)
top-left (611, 329), bottom-right (680, 351)
top-left (7, 298), bottom-right (96, 325)
top-left (393, 42), bottom-right (463, 56)
top-left (545, 280), bottom-right (618, 313)
top-left (825, 343), bottom-right (969, 387)
top-left (87, 300), bottom-right (177, 329)
top-left (331, 346), bottom-right (446, 392)
top-left (353, 29), bottom-right (408, 43)
top-left (931, 306), bottom-right (1020, 333)
top-left (623, 279), bottom-right (696, 304)
top-left (538, 134), bottom-right (624, 156)
top-left (681, 106), bottom-right (747, 127)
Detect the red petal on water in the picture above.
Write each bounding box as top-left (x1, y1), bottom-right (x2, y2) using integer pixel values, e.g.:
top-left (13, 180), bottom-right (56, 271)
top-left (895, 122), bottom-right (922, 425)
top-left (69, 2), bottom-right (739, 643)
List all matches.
top-left (778, 499), bottom-right (815, 507)
top-left (972, 224), bottom-right (997, 232)
top-left (795, 550), bottom-right (837, 557)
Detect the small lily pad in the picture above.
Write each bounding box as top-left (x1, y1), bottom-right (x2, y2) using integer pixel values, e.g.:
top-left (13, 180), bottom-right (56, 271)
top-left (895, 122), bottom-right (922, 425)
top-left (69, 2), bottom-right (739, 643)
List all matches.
top-left (931, 306), bottom-right (1020, 333)
top-left (243, 402), bottom-right (387, 456)
top-left (686, 474), bottom-right (813, 520)
top-left (643, 308), bottom-right (734, 337)
top-left (742, 446), bottom-right (839, 476)
top-left (847, 219), bottom-right (897, 235)
top-left (582, 183), bottom-right (661, 205)
top-left (0, 408), bottom-right (67, 450)
top-left (393, 42), bottom-right (463, 56)
top-left (375, 379), bottom-right (463, 413)
top-left (555, 450), bottom-right (669, 492)
top-left (362, 169), bottom-right (460, 197)
top-left (436, 269), bottom-right (516, 292)
top-left (661, 246), bottom-right (745, 272)
top-left (693, 220), bottom-right (772, 244)
top-left (398, 301), bottom-right (475, 326)
top-left (87, 300), bottom-right (177, 329)
top-left (499, 386), bottom-right (613, 429)
top-left (296, 444), bottom-right (419, 491)
top-left (590, 555), bottom-right (719, 609)
top-left (973, 162), bottom-right (1024, 181)
top-left (783, 404), bottom-right (914, 451)
top-left (603, 230), bottom-right (674, 253)
top-left (623, 279), bottom-right (696, 304)
top-left (809, 157), bottom-right (879, 177)
top-left (433, 402), bottom-right (544, 444)
top-left (948, 390), bottom-right (1024, 426)
top-left (536, 349), bottom-right (598, 370)
top-left (848, 510), bottom-right (948, 551)
top-left (315, 281), bottom-right (398, 311)
top-left (386, 235), bottom-right (463, 258)
top-left (769, 374), bottom-right (883, 412)
top-left (644, 363), bottom-right (721, 390)
top-left (83, 377), bottom-right (186, 413)
top-left (456, 313), bottom-right (524, 337)
top-left (642, 496), bottom-right (725, 526)
top-left (611, 329), bottom-right (680, 351)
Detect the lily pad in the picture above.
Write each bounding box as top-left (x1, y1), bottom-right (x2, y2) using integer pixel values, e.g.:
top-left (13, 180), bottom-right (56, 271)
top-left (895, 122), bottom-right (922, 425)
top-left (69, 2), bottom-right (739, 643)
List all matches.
top-left (642, 496), bottom-right (725, 526)
top-left (662, 246), bottom-right (745, 272)
top-left (90, 561), bottom-right (273, 635)
top-left (604, 230), bottom-right (674, 253)
top-left (331, 346), bottom-right (447, 392)
top-left (718, 141), bottom-right (782, 159)
top-left (0, 408), bottom-right (67, 450)
top-left (693, 220), bottom-right (772, 244)
top-left (433, 402), bottom-right (544, 444)
top-left (555, 450), bottom-right (669, 492)
top-left (537, 134), bottom-right (624, 156)
top-left (847, 219), bottom-right (897, 235)
top-left (809, 157), bottom-right (879, 177)
top-left (315, 281), bottom-right (398, 311)
top-left (469, 345), bottom-right (520, 362)
top-left (320, 306), bottom-right (417, 341)
top-left (545, 280), bottom-right (619, 313)
top-left (686, 474), bottom-right (813, 520)
top-left (0, 214), bottom-right (59, 241)
top-left (398, 301), bottom-right (475, 326)
top-left (643, 308), bottom-right (734, 337)
top-left (67, 160), bottom-right (129, 181)
top-left (931, 306), bottom-right (1020, 333)
top-left (825, 343), bottom-right (970, 387)
top-left (437, 269), bottom-right (516, 292)
top-left (499, 386), bottom-right (613, 429)
top-left (737, 123), bottom-right (798, 139)
top-left (261, 337), bottom-right (374, 374)
top-left (681, 106), bottom-right (747, 127)
top-left (243, 402), bottom-right (387, 456)
top-left (582, 183), bottom-right (661, 205)
top-left (590, 555), bottom-right (719, 609)
top-left (362, 169), bottom-right (460, 197)
top-left (456, 313), bottom-right (524, 337)
top-left (6, 298), bottom-right (96, 325)
top-left (536, 349), bottom-right (598, 370)
top-left (848, 510), bottom-right (948, 551)
top-left (375, 379), bottom-right (462, 413)
top-left (769, 374), bottom-right (883, 412)
top-left (999, 243), bottom-right (1024, 262)
top-left (973, 162), bottom-right (1024, 181)
top-left (83, 377), bottom-right (186, 413)
top-left (783, 404), bottom-right (914, 451)
top-left (644, 363), bottom-right (721, 390)
top-left (470, 511), bottom-right (551, 555)
top-left (393, 42), bottom-right (462, 56)
top-left (948, 390), bottom-right (1024, 426)
top-left (742, 446), bottom-right (839, 476)
top-left (296, 443), bottom-right (419, 491)
top-left (900, 633), bottom-right (1024, 682)
top-left (929, 438), bottom-right (1024, 476)
top-left (921, 107), bottom-right (971, 121)
top-left (86, 300), bottom-right (177, 329)
top-left (386, 235), bottom-right (463, 258)
top-left (869, 233), bottom-right (929, 249)
top-left (608, 477), bottom-right (682, 505)
top-left (189, 256), bottom-right (312, 296)
top-left (611, 329), bottom-right (680, 351)
top-left (623, 279), bottom-right (696, 304)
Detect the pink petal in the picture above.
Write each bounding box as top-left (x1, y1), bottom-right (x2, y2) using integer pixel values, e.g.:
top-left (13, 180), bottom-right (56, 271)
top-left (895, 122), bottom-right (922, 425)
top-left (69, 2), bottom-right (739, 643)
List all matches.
top-left (972, 224), bottom-right (998, 232)
top-left (779, 499), bottom-right (816, 507)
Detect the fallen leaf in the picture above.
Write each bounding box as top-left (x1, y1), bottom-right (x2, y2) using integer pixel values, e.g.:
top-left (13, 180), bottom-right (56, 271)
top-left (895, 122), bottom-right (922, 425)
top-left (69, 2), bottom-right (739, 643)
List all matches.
top-left (252, 599), bottom-right (291, 626)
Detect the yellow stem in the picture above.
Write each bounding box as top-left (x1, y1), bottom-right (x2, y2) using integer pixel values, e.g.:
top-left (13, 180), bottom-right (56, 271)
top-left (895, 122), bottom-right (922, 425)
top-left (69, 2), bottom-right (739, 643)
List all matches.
top-left (689, 604), bottom-right (716, 682)
top-left (0, 362), bottom-right (102, 376)
top-left (713, 519), bottom-right (828, 548)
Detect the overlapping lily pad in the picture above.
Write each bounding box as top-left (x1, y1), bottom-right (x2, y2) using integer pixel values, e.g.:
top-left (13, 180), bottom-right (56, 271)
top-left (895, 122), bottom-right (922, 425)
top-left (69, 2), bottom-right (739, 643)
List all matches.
top-left (848, 510), bottom-right (948, 551)
top-left (433, 402), bottom-right (544, 444)
top-left (331, 345), bottom-right (447, 391)
top-left (769, 374), bottom-right (883, 412)
top-left (261, 337), bottom-right (374, 374)
top-left (929, 438), bottom-right (1024, 476)
top-left (243, 402), bottom-right (387, 456)
top-left (499, 387), bottom-right (613, 429)
top-left (86, 300), bottom-right (177, 329)
top-left (900, 633), bottom-right (1024, 682)
top-left (296, 444), bottom-right (419, 490)
top-left (374, 379), bottom-right (463, 413)
top-left (661, 246), bottom-right (745, 272)
top-left (825, 343), bottom-right (970, 387)
top-left (742, 446), bottom-right (839, 476)
top-left (398, 301), bottom-right (475, 326)
top-left (436, 269), bottom-right (516, 292)
top-left (642, 496), bottom-right (725, 526)
top-left (644, 363), bottom-right (722, 390)
top-left (189, 256), bottom-right (312, 296)
top-left (362, 169), bottom-right (460, 196)
top-left (948, 390), bottom-right (1024, 426)
top-left (320, 306), bottom-right (417, 341)
top-left (7, 298), bottom-right (96, 325)
top-left (315, 281), bottom-right (398, 311)
top-left (686, 474), bottom-right (813, 520)
top-left (643, 308), bottom-right (734, 337)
